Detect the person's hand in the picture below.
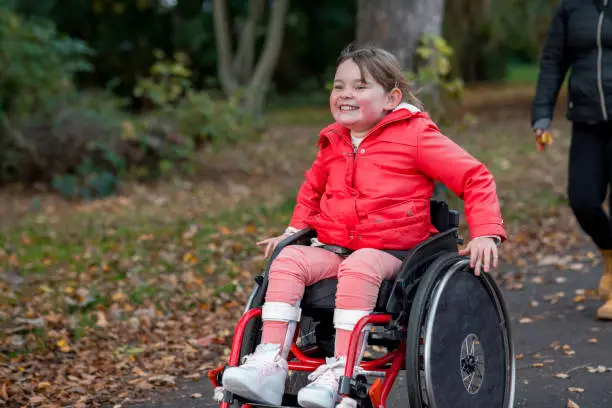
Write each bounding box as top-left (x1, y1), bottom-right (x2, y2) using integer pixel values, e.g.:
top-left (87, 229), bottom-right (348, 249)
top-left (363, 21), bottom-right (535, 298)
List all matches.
top-left (458, 236), bottom-right (499, 276)
top-left (535, 128), bottom-right (553, 152)
top-left (257, 233), bottom-right (292, 258)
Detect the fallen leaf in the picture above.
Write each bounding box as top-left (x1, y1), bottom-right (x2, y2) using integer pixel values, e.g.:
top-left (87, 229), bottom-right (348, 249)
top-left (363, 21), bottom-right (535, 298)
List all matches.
top-left (56, 338), bottom-right (71, 353)
top-left (588, 338), bottom-right (598, 344)
top-left (519, 317), bottom-right (533, 324)
top-left (219, 226), bottom-right (232, 235)
top-left (148, 374), bottom-right (176, 386)
top-left (36, 381), bottom-right (52, 391)
top-left (96, 311), bottom-right (109, 328)
top-left (112, 292), bottom-right (127, 303)
top-left (555, 372), bottom-right (570, 379)
top-left (183, 252), bottom-right (198, 264)
top-left (29, 395), bottom-right (47, 404)
top-left (586, 365), bottom-right (609, 374)
top-left (191, 393), bottom-right (202, 398)
top-left (567, 399), bottom-right (580, 408)
top-left (1, 381), bottom-right (8, 401)
top-left (568, 387), bottom-right (584, 393)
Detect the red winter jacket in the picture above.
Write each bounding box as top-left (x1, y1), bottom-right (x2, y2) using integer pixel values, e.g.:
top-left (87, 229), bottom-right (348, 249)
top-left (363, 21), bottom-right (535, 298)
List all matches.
top-left (289, 105), bottom-right (507, 250)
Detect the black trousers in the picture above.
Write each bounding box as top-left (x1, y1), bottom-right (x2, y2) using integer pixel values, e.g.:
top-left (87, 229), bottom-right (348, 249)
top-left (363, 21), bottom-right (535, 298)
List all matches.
top-left (568, 121), bottom-right (612, 249)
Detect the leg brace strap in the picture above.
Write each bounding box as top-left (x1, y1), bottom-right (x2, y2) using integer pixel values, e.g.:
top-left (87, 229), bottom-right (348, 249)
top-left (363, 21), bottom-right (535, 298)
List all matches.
top-left (262, 301), bottom-right (302, 322)
top-left (333, 309), bottom-right (370, 331)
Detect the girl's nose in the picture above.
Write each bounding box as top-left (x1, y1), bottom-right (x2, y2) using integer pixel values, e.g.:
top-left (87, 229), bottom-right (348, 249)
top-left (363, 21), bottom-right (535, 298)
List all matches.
top-left (339, 88), bottom-right (354, 98)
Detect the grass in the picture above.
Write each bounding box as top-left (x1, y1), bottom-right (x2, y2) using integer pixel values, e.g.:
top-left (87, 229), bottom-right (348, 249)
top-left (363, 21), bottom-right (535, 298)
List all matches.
top-left (504, 62), bottom-right (541, 85)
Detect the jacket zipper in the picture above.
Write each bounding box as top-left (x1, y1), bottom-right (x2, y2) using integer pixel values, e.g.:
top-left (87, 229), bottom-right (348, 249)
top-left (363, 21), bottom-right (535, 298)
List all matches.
top-left (597, 0), bottom-right (608, 120)
top-left (328, 115), bottom-right (412, 190)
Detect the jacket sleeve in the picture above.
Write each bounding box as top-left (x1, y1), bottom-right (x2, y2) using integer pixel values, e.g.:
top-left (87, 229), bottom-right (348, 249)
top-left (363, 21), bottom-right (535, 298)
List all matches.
top-left (289, 145), bottom-right (328, 229)
top-left (531, 1), bottom-right (570, 127)
top-left (415, 119), bottom-right (507, 242)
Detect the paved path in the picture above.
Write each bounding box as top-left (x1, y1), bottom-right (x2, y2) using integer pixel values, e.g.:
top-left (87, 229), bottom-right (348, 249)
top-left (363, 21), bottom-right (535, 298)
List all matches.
top-left (125, 253), bottom-right (612, 408)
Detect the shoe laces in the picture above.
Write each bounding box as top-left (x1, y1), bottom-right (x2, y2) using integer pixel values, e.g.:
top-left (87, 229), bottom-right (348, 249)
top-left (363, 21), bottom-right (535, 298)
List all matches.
top-left (240, 347), bottom-right (287, 374)
top-left (307, 358), bottom-right (346, 389)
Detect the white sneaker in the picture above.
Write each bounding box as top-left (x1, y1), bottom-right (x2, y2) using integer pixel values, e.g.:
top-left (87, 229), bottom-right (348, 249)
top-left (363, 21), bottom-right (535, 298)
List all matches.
top-left (222, 343), bottom-right (288, 405)
top-left (297, 357), bottom-right (363, 408)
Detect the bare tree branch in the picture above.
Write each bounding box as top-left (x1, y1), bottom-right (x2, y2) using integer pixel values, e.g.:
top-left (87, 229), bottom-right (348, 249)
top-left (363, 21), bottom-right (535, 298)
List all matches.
top-left (247, 0), bottom-right (289, 103)
top-left (232, 0), bottom-right (265, 83)
top-left (212, 0), bottom-right (238, 95)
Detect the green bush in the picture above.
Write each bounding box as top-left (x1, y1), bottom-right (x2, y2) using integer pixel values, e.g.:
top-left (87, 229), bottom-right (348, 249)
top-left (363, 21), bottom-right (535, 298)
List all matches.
top-left (0, 7), bottom-right (259, 200)
top-left (133, 50), bottom-right (259, 176)
top-left (0, 3), bottom-right (93, 118)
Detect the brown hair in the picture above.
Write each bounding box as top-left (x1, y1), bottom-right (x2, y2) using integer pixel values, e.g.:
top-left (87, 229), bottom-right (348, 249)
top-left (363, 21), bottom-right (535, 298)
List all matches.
top-left (336, 44), bottom-right (422, 109)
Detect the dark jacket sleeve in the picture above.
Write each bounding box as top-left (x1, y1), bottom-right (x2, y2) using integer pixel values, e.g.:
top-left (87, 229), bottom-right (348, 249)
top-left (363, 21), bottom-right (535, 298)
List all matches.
top-left (531, 1), bottom-right (570, 127)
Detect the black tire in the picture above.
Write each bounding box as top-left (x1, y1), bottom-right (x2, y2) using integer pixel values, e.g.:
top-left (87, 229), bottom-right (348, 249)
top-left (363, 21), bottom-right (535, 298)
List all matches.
top-left (405, 255), bottom-right (516, 408)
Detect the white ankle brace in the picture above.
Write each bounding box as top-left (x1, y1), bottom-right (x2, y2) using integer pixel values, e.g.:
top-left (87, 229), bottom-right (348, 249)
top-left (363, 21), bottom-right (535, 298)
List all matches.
top-left (333, 308), bottom-right (370, 331)
top-left (262, 301), bottom-right (302, 322)
top-left (261, 301), bottom-right (302, 359)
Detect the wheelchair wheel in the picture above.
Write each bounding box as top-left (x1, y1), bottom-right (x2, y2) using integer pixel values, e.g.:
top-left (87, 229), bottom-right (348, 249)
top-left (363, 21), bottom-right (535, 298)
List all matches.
top-left (405, 254), bottom-right (516, 408)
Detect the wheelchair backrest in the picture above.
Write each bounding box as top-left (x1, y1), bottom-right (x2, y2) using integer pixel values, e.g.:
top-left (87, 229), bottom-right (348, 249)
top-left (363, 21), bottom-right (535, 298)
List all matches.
top-left (430, 199), bottom-right (460, 233)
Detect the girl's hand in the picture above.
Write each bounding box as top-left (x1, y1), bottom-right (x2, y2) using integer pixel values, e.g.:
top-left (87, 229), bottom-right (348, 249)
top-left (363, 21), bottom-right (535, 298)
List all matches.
top-left (458, 236), bottom-right (499, 276)
top-left (257, 233), bottom-right (292, 258)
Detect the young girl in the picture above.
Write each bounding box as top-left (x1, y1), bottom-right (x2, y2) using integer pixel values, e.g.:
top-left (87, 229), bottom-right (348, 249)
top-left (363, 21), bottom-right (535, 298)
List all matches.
top-left (221, 45), bottom-right (506, 408)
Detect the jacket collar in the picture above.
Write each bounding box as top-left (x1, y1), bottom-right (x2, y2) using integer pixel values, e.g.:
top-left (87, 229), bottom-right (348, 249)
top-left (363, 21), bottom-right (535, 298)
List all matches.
top-left (319, 103), bottom-right (423, 144)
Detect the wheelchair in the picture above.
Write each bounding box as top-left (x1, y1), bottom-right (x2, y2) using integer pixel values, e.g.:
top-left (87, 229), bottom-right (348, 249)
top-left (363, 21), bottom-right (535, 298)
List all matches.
top-left (208, 200), bottom-right (516, 408)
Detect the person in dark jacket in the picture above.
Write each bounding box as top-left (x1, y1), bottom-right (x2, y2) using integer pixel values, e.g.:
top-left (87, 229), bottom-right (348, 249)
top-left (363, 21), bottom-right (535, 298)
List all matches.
top-left (531, 0), bottom-right (612, 320)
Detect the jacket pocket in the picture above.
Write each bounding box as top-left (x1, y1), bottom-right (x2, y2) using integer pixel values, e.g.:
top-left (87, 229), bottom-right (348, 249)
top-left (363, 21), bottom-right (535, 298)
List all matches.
top-left (365, 200), bottom-right (420, 223)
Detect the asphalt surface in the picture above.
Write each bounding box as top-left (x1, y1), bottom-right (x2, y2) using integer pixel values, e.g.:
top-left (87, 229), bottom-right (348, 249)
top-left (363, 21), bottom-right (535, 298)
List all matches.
top-left (124, 250), bottom-right (612, 408)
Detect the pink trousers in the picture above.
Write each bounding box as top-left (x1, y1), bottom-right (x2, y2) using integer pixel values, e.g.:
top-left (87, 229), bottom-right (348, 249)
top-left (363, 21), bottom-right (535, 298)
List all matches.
top-left (262, 245), bottom-right (402, 357)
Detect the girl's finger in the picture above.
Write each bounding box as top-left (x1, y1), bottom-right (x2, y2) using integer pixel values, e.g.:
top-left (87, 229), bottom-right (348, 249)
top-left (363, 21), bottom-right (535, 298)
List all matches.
top-left (474, 246), bottom-right (483, 276)
top-left (470, 244), bottom-right (478, 268)
top-left (492, 246), bottom-right (499, 268)
top-left (483, 245), bottom-right (491, 273)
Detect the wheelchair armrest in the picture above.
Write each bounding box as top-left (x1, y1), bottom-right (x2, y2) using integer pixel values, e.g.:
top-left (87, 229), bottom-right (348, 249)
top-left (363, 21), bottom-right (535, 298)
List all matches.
top-left (249, 228), bottom-right (318, 310)
top-left (269, 228), bottom-right (317, 257)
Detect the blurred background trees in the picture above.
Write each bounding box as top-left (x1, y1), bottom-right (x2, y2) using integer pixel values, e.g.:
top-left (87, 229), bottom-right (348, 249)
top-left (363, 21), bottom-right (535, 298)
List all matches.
top-left (0, 0), bottom-right (557, 199)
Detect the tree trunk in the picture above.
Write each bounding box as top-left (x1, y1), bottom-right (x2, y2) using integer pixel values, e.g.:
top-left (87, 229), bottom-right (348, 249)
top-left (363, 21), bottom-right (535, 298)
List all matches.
top-left (244, 0), bottom-right (289, 116)
top-left (356, 0), bottom-right (445, 71)
top-left (212, 0), bottom-right (289, 117)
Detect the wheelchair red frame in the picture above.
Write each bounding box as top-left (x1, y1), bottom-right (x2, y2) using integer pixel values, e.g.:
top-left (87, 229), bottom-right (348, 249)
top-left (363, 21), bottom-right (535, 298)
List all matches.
top-left (208, 308), bottom-right (404, 408)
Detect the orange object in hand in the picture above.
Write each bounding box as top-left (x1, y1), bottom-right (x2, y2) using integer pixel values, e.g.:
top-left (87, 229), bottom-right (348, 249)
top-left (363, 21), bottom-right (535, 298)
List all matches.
top-left (536, 130), bottom-right (553, 151)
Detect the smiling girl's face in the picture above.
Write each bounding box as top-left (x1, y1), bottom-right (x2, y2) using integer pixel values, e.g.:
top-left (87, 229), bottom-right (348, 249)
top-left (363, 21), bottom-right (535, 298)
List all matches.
top-left (330, 59), bottom-right (401, 136)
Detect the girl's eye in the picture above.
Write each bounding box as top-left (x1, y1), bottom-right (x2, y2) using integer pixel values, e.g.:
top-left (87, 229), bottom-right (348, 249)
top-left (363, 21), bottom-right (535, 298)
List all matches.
top-left (333, 85), bottom-right (343, 90)
top-left (356, 84), bottom-right (367, 90)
